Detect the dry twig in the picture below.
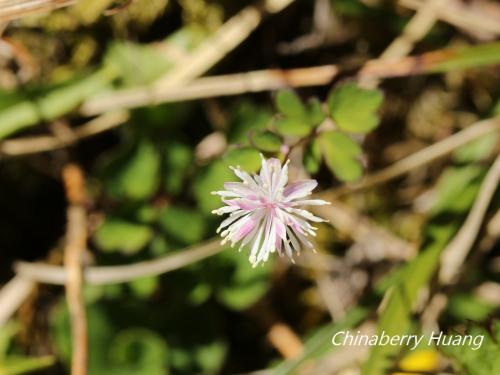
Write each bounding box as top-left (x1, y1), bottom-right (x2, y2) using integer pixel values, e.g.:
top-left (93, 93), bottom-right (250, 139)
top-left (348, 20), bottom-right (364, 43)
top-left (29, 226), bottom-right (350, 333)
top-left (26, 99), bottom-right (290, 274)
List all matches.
top-left (0, 111), bottom-right (128, 157)
top-left (62, 164), bottom-right (88, 375)
top-left (15, 239), bottom-right (224, 285)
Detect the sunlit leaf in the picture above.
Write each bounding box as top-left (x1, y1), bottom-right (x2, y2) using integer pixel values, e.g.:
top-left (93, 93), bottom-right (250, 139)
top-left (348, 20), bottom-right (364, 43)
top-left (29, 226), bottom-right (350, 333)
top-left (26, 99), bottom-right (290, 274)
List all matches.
top-left (223, 147), bottom-right (261, 172)
top-left (251, 130), bottom-right (283, 152)
top-left (319, 131), bottom-right (363, 181)
top-left (328, 82), bottom-right (383, 134)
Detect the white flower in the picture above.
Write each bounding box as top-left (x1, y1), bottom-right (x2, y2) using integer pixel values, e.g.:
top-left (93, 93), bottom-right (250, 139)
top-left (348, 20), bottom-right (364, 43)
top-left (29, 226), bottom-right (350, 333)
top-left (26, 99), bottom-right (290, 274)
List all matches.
top-left (211, 155), bottom-right (329, 267)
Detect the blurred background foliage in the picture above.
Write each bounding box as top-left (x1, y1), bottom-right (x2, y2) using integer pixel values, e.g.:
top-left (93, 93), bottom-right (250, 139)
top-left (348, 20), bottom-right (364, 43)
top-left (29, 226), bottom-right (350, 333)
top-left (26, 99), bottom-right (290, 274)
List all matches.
top-left (0, 0), bottom-right (499, 374)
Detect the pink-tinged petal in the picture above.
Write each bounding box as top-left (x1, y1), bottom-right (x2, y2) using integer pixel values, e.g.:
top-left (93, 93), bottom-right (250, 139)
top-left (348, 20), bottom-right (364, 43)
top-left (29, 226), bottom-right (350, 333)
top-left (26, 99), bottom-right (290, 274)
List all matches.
top-left (283, 180), bottom-right (318, 201)
top-left (223, 182), bottom-right (258, 197)
top-left (212, 155), bottom-right (328, 265)
top-left (235, 199), bottom-right (261, 210)
top-left (233, 217), bottom-right (258, 242)
top-left (274, 218), bottom-right (287, 241)
top-left (216, 210), bottom-right (247, 233)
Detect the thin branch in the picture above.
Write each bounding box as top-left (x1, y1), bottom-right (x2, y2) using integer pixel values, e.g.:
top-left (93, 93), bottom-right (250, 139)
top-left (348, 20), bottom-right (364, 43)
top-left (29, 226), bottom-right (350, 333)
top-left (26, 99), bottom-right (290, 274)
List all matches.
top-left (80, 65), bottom-right (339, 116)
top-left (439, 153), bottom-right (500, 284)
top-left (81, 41), bottom-right (500, 115)
top-left (15, 239), bottom-right (224, 285)
top-left (0, 111), bottom-right (128, 157)
top-left (62, 164), bottom-right (88, 375)
top-left (0, 276), bottom-right (35, 327)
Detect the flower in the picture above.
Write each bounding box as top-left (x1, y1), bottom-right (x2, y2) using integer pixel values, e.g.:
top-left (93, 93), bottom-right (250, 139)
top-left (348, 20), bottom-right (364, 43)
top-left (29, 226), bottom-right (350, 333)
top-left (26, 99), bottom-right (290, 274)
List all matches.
top-left (211, 155), bottom-right (329, 267)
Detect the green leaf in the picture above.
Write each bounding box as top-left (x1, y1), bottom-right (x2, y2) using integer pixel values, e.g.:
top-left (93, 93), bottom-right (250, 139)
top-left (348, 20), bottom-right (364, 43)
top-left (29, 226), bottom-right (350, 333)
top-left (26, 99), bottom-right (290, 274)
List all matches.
top-left (214, 250), bottom-right (273, 310)
top-left (440, 326), bottom-right (500, 375)
top-left (223, 147), bottom-right (261, 172)
top-left (227, 102), bottom-right (272, 143)
top-left (194, 340), bottom-right (227, 373)
top-left (109, 329), bottom-right (168, 375)
top-left (303, 139), bottom-right (322, 174)
top-left (163, 141), bottom-right (193, 195)
top-left (431, 166), bottom-right (484, 214)
top-left (128, 277), bottom-right (159, 299)
top-left (104, 139), bottom-right (161, 201)
top-left (430, 41), bottom-right (500, 73)
top-left (307, 98), bottom-right (326, 126)
top-left (275, 118), bottom-right (312, 137)
top-left (453, 133), bottom-right (499, 162)
top-left (0, 322), bottom-right (19, 360)
top-left (328, 82), bottom-right (383, 133)
top-left (94, 218), bottom-right (153, 254)
top-left (158, 206), bottom-right (206, 244)
top-left (319, 131), bottom-right (363, 181)
top-left (447, 294), bottom-right (496, 321)
top-left (276, 90), bottom-right (307, 119)
top-left (274, 91), bottom-right (324, 136)
top-left (251, 130), bottom-right (283, 152)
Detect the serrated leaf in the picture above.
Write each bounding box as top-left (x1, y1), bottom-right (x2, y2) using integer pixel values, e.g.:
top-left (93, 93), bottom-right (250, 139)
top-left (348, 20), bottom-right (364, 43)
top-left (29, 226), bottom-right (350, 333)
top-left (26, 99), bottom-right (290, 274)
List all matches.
top-left (251, 130), bottom-right (283, 152)
top-left (94, 218), bottom-right (153, 254)
top-left (319, 131), bottom-right (363, 181)
top-left (274, 91), bottom-right (324, 137)
top-left (222, 147), bottom-right (261, 172)
top-left (328, 82), bottom-right (383, 133)
top-left (158, 206), bottom-right (206, 245)
top-left (307, 98), bottom-right (325, 126)
top-left (276, 90), bottom-right (307, 118)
